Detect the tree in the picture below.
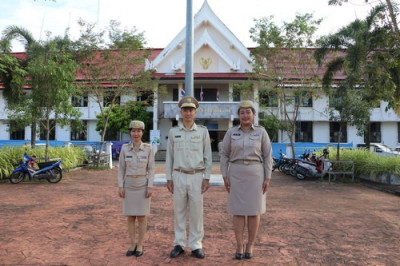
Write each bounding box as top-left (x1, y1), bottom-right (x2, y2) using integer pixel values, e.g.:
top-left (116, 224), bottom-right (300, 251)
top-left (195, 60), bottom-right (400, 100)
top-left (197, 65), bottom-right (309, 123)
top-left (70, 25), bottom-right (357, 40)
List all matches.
top-left (328, 0), bottom-right (399, 35)
top-left (315, 5), bottom-right (399, 157)
top-left (2, 27), bottom-right (80, 159)
top-left (2, 25), bottom-right (39, 147)
top-left (96, 101), bottom-right (152, 141)
top-left (74, 19), bottom-right (156, 164)
top-left (250, 14), bottom-right (322, 158)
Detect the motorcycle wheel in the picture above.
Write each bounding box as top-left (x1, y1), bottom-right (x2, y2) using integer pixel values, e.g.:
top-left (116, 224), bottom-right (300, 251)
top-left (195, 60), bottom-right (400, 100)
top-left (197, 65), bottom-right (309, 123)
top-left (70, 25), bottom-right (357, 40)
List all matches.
top-left (47, 167), bottom-right (62, 183)
top-left (9, 172), bottom-right (25, 184)
top-left (272, 158), bottom-right (277, 171)
top-left (296, 172), bottom-right (306, 180)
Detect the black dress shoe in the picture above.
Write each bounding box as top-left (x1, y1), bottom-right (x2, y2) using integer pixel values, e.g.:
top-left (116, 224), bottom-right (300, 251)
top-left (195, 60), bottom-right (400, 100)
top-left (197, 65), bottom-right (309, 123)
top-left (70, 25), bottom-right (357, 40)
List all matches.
top-left (245, 252), bottom-right (253, 259)
top-left (235, 253), bottom-right (243, 260)
top-left (170, 245), bottom-right (184, 258)
top-left (126, 245), bottom-right (137, 256)
top-left (191, 248), bottom-right (205, 259)
top-left (135, 246), bottom-right (144, 257)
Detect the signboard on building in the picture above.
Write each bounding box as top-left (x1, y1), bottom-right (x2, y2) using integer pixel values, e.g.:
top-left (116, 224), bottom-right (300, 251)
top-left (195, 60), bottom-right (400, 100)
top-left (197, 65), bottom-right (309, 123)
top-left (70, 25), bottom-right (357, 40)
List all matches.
top-left (164, 101), bottom-right (239, 119)
top-left (150, 130), bottom-right (160, 145)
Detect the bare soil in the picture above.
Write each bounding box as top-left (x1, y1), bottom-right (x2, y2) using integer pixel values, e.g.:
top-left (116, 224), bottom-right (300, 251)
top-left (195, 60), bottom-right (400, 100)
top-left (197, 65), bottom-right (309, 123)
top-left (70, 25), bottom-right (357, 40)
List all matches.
top-left (0, 162), bottom-right (399, 265)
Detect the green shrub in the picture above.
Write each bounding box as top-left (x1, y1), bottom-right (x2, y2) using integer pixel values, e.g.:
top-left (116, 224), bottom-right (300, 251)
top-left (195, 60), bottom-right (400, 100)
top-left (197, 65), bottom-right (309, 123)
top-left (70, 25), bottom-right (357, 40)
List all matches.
top-left (329, 148), bottom-right (400, 176)
top-left (0, 146), bottom-right (87, 180)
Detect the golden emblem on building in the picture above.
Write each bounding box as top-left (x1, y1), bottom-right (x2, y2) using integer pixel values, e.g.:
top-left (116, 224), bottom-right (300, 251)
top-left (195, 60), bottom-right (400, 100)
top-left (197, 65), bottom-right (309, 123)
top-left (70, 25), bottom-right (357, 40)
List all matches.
top-left (200, 57), bottom-right (212, 70)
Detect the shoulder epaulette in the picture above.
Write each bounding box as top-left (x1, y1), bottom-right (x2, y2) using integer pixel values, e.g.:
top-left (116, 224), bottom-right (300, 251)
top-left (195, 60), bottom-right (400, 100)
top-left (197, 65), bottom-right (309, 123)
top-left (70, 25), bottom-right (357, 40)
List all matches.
top-left (143, 143), bottom-right (151, 146)
top-left (198, 125), bottom-right (206, 128)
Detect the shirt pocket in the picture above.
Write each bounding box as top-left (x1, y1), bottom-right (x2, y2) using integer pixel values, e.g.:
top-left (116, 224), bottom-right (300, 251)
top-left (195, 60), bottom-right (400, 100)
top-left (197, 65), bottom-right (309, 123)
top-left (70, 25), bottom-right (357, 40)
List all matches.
top-left (173, 137), bottom-right (184, 150)
top-left (249, 134), bottom-right (261, 148)
top-left (190, 136), bottom-right (202, 151)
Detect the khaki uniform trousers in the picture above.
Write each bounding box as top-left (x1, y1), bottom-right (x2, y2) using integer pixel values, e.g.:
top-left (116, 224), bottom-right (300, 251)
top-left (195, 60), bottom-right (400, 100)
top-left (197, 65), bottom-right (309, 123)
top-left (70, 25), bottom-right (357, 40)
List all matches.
top-left (172, 171), bottom-right (204, 250)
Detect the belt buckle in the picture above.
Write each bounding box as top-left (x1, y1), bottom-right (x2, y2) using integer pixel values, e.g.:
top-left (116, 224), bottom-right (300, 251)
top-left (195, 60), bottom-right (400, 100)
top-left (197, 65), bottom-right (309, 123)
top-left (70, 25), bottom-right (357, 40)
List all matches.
top-left (244, 161), bottom-right (249, 165)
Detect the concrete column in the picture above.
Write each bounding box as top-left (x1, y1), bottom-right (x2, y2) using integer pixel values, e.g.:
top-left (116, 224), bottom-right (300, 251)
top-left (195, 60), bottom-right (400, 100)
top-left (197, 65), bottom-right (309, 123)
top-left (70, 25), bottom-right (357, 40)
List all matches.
top-left (106, 142), bottom-right (113, 169)
top-left (179, 83), bottom-right (184, 99)
top-left (253, 83), bottom-right (259, 125)
top-left (152, 85), bottom-right (159, 154)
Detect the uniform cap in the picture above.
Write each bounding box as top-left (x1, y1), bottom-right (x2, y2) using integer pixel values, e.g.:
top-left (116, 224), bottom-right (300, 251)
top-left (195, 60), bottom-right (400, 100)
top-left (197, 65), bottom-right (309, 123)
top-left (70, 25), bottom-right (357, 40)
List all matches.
top-left (129, 120), bottom-right (145, 130)
top-left (238, 100), bottom-right (255, 109)
top-left (178, 96), bottom-right (199, 109)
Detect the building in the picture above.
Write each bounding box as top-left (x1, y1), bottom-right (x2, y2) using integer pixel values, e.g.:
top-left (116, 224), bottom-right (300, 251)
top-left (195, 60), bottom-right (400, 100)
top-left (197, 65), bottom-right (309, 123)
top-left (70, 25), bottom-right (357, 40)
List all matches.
top-left (1, 1), bottom-right (399, 151)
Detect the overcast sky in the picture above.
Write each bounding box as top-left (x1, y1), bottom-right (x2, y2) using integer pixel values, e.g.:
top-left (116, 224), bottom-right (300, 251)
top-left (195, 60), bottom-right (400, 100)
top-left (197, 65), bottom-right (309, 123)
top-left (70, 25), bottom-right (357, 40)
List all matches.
top-left (0, 0), bottom-right (379, 52)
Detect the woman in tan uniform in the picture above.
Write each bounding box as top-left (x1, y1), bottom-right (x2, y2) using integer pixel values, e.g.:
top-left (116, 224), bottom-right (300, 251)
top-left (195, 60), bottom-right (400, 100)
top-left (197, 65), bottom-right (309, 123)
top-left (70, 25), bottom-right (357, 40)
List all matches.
top-left (220, 101), bottom-right (273, 260)
top-left (117, 120), bottom-right (155, 257)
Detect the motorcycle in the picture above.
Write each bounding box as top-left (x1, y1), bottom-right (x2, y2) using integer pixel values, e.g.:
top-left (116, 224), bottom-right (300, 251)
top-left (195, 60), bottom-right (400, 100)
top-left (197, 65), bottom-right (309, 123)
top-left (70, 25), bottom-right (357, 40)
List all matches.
top-left (295, 149), bottom-right (331, 180)
top-left (9, 154), bottom-right (63, 184)
top-left (273, 151), bottom-right (297, 176)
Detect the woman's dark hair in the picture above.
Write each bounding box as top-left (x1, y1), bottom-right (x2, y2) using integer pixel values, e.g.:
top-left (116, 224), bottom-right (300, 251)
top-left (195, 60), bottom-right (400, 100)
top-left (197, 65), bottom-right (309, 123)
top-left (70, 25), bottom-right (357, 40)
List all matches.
top-left (237, 107), bottom-right (256, 115)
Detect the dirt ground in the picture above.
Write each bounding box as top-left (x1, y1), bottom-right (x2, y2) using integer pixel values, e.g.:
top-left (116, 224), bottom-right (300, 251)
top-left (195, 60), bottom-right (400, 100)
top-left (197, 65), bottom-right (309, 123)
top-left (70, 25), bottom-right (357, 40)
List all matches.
top-left (1, 162), bottom-right (399, 266)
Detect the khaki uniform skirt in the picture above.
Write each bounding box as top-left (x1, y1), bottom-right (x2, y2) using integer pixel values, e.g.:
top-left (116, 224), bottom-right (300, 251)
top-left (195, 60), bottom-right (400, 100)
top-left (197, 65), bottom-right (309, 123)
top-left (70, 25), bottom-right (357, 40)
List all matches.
top-left (123, 176), bottom-right (150, 216)
top-left (228, 163), bottom-right (266, 215)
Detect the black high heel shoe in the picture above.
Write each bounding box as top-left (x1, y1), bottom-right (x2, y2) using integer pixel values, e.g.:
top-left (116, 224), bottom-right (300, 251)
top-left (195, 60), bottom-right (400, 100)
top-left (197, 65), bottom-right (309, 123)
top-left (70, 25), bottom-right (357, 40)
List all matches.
top-left (126, 245), bottom-right (137, 256)
top-left (245, 243), bottom-right (253, 259)
top-left (234, 244), bottom-right (244, 260)
top-left (235, 253), bottom-right (243, 260)
top-left (135, 246), bottom-right (144, 257)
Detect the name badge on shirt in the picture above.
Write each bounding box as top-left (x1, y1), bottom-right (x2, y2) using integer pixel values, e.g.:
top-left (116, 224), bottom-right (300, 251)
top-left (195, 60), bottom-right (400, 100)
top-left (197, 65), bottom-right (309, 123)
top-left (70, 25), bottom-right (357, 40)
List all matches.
top-left (126, 155), bottom-right (133, 158)
top-left (233, 133), bottom-right (241, 136)
top-left (251, 133), bottom-right (260, 137)
top-left (191, 135), bottom-right (201, 139)
top-left (175, 135), bottom-right (181, 138)
top-left (140, 156), bottom-right (147, 159)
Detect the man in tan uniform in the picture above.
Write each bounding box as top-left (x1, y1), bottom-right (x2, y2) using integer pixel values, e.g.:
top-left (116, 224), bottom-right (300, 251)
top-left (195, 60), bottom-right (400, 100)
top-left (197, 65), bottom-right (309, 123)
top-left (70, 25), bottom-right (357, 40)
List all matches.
top-left (166, 96), bottom-right (212, 259)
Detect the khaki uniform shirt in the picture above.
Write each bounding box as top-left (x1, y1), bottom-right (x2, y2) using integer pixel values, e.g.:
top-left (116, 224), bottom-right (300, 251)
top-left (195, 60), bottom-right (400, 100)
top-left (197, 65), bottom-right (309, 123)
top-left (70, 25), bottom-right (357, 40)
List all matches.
top-left (117, 142), bottom-right (155, 187)
top-left (220, 124), bottom-right (273, 179)
top-left (166, 123), bottom-right (212, 180)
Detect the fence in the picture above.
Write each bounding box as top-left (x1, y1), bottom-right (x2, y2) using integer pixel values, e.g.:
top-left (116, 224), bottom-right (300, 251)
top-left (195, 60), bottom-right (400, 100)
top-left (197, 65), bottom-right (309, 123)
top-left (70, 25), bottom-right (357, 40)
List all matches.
top-left (326, 160), bottom-right (355, 183)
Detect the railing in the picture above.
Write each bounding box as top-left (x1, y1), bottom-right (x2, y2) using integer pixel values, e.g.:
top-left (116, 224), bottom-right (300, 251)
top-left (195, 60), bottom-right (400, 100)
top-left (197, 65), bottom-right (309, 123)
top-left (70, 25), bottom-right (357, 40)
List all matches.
top-left (326, 160), bottom-right (355, 183)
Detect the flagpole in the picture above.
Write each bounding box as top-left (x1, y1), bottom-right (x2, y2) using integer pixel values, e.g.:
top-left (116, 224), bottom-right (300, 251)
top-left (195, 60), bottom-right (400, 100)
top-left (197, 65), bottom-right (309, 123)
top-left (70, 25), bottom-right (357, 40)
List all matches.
top-left (185, 0), bottom-right (194, 97)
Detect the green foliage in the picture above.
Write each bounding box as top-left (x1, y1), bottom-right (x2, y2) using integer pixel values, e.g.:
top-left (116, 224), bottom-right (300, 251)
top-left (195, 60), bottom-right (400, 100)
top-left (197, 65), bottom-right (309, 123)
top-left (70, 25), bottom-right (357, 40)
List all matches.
top-left (329, 148), bottom-right (400, 176)
top-left (259, 115), bottom-right (280, 142)
top-left (0, 146), bottom-right (86, 180)
top-left (250, 13), bottom-right (322, 157)
top-left (96, 101), bottom-right (152, 140)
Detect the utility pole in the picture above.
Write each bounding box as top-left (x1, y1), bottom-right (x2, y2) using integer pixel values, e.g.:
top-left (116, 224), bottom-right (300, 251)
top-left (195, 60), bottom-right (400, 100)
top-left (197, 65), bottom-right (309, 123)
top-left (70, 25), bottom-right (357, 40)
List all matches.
top-left (185, 0), bottom-right (194, 96)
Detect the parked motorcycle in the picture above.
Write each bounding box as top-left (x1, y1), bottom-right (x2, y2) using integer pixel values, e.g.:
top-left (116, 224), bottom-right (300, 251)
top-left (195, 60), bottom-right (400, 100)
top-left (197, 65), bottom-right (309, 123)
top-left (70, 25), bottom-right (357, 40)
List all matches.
top-left (295, 149), bottom-right (331, 180)
top-left (9, 154), bottom-right (63, 184)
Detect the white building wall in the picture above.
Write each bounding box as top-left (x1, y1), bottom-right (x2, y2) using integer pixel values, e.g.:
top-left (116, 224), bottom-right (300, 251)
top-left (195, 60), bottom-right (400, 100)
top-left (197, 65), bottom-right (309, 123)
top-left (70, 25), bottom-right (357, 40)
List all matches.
top-left (313, 122), bottom-right (330, 143)
top-left (56, 124), bottom-right (70, 141)
top-left (0, 121), bottom-right (8, 139)
top-left (381, 122), bottom-right (398, 149)
top-left (159, 119), bottom-right (172, 150)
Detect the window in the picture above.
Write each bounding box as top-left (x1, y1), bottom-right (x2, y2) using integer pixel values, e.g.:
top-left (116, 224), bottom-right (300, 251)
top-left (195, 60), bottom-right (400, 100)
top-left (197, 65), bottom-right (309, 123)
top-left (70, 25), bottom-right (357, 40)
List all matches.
top-left (330, 122), bottom-right (347, 143)
top-left (295, 121), bottom-right (313, 142)
top-left (71, 120), bottom-right (87, 141)
top-left (103, 89), bottom-right (120, 107)
top-left (9, 121), bottom-right (25, 140)
top-left (232, 87), bottom-right (240, 102)
top-left (137, 91), bottom-right (153, 105)
top-left (40, 120), bottom-right (55, 140)
top-left (259, 91), bottom-right (278, 107)
top-left (72, 95), bottom-right (88, 107)
top-left (398, 122), bottom-right (400, 143)
top-left (194, 88), bottom-right (218, 101)
top-left (365, 122), bottom-right (381, 143)
top-left (173, 88), bottom-right (179, 101)
top-left (295, 95), bottom-right (312, 107)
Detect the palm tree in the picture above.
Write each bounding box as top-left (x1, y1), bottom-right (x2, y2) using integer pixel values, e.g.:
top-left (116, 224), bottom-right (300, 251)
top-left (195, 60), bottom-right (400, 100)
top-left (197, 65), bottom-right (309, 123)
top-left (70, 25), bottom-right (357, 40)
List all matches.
top-left (2, 25), bottom-right (40, 147)
top-left (314, 4), bottom-right (399, 157)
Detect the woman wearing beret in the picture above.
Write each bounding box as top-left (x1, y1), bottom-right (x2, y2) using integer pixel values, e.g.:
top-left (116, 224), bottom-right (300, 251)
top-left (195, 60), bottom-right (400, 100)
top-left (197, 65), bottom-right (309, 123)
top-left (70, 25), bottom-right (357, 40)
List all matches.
top-left (220, 101), bottom-right (273, 260)
top-left (117, 120), bottom-right (155, 257)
